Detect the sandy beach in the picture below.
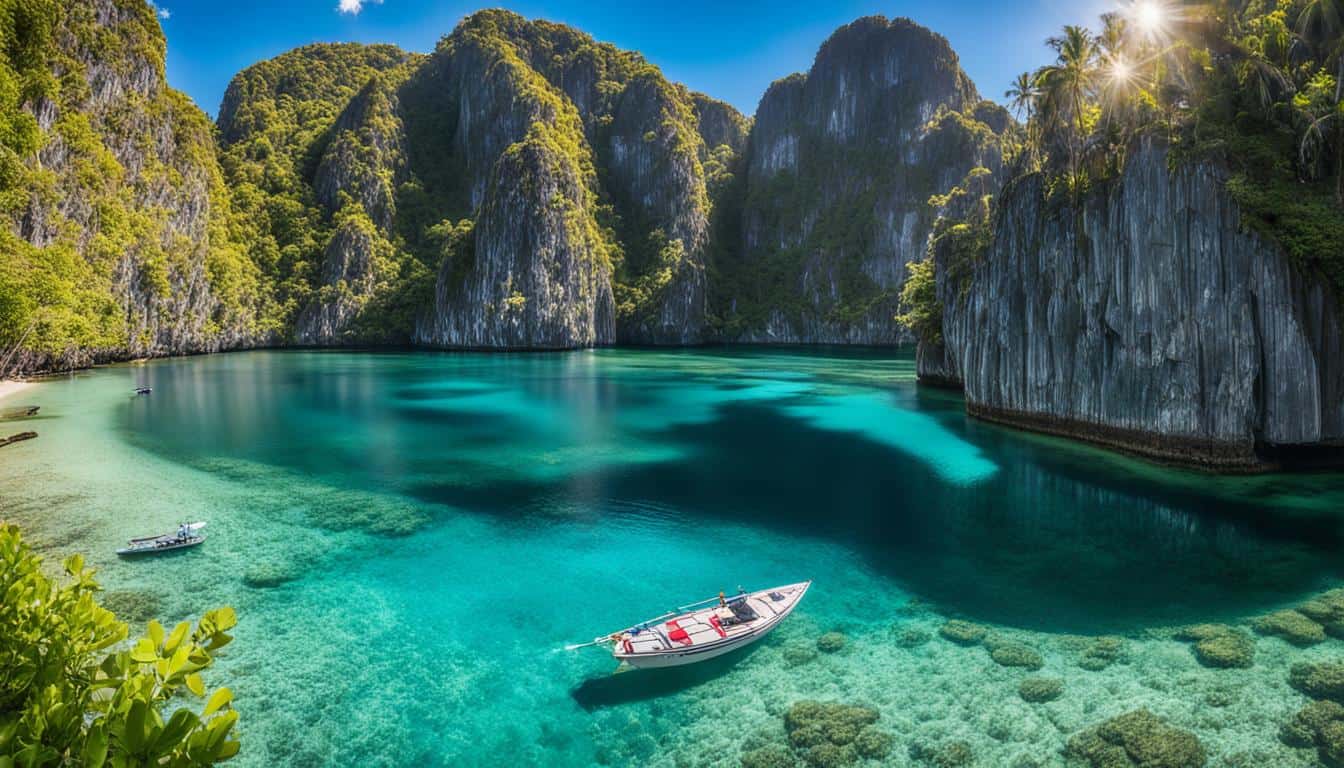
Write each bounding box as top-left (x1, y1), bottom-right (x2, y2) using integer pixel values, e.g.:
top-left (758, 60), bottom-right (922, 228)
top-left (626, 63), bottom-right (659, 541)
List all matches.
top-left (0, 380), bottom-right (33, 403)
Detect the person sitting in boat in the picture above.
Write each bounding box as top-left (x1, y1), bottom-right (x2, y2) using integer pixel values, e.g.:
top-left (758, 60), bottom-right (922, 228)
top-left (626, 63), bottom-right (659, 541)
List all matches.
top-left (176, 523), bottom-right (191, 540)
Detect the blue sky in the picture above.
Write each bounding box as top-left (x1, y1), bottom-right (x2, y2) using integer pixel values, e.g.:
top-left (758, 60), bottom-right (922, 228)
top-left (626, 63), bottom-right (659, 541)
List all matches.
top-left (156, 0), bottom-right (1113, 119)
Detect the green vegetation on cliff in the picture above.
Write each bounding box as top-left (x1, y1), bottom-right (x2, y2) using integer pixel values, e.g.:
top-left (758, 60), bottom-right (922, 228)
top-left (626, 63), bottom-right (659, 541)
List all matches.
top-left (1004, 0), bottom-right (1344, 295)
top-left (0, 0), bottom-right (263, 369)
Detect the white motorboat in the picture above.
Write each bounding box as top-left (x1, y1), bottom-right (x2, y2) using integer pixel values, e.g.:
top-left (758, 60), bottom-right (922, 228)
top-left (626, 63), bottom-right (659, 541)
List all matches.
top-left (116, 522), bottom-right (206, 556)
top-left (574, 581), bottom-right (811, 669)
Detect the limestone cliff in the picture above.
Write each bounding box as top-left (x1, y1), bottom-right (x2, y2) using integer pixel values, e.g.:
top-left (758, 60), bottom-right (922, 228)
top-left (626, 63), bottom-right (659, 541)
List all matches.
top-left (714, 16), bottom-right (1003, 344)
top-left (934, 139), bottom-right (1344, 468)
top-left (2, 0), bottom-right (265, 374)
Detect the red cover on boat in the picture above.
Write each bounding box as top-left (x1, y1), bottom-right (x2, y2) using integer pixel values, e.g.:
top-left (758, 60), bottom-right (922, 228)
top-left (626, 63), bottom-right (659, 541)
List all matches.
top-left (665, 620), bottom-right (692, 645)
top-left (708, 615), bottom-right (726, 638)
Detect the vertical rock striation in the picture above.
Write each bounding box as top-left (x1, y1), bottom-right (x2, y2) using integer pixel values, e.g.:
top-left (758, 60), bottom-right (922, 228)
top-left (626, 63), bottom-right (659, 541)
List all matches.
top-left (939, 139), bottom-right (1344, 468)
top-left (4, 0), bottom-right (264, 373)
top-left (718, 16), bottom-right (1002, 345)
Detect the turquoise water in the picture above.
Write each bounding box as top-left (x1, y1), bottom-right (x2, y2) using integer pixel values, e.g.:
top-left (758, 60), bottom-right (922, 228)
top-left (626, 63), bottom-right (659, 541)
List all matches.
top-left (4, 348), bottom-right (1344, 766)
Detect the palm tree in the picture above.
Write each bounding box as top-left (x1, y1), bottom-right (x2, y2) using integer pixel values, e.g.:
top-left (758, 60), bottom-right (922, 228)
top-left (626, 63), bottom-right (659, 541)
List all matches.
top-left (1295, 0), bottom-right (1344, 201)
top-left (1040, 26), bottom-right (1099, 190)
top-left (1005, 72), bottom-right (1037, 121)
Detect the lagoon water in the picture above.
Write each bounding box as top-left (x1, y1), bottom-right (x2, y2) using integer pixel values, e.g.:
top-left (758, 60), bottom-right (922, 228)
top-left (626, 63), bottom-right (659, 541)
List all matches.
top-left (5, 348), bottom-right (1344, 766)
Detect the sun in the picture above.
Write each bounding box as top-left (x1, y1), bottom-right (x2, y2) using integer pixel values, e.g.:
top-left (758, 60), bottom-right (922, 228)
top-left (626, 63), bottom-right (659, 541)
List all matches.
top-left (1130, 0), bottom-right (1169, 38)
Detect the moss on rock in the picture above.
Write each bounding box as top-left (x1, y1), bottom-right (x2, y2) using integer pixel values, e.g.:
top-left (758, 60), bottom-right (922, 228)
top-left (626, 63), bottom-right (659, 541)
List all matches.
top-left (783, 701), bottom-right (888, 767)
top-left (1019, 676), bottom-right (1064, 703)
top-left (1290, 661), bottom-right (1344, 703)
top-left (1079, 636), bottom-right (1127, 671)
top-left (1175, 624), bottom-right (1254, 669)
top-left (989, 642), bottom-right (1044, 671)
top-left (939, 619), bottom-right (988, 645)
top-left (1298, 590), bottom-right (1344, 639)
top-left (909, 739), bottom-right (974, 767)
top-left (816, 632), bottom-right (847, 653)
top-left (1280, 700), bottom-right (1344, 766)
top-left (1254, 609), bottom-right (1327, 646)
top-left (1066, 709), bottom-right (1206, 768)
top-left (741, 744), bottom-right (799, 768)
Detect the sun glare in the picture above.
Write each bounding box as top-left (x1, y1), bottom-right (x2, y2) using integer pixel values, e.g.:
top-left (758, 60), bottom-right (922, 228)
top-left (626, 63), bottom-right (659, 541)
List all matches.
top-left (1131, 0), bottom-right (1168, 37)
top-left (1109, 58), bottom-right (1135, 85)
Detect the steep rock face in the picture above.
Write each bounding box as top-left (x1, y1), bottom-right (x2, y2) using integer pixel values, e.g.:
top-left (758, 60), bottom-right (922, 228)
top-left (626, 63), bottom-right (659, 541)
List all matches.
top-left (3, 0), bottom-right (263, 373)
top-left (295, 75), bottom-right (408, 344)
top-left (692, 93), bottom-right (751, 155)
top-left (718, 16), bottom-right (995, 344)
top-left (407, 10), bottom-right (734, 348)
top-left (217, 42), bottom-right (416, 346)
top-left (603, 73), bottom-right (709, 344)
top-left (943, 140), bottom-right (1344, 468)
top-left (417, 126), bottom-right (614, 347)
top-left (411, 15), bottom-right (616, 348)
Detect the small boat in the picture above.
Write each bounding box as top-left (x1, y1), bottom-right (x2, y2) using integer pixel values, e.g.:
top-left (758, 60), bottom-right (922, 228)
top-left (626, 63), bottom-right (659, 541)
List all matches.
top-left (116, 522), bottom-right (206, 557)
top-left (0, 405), bottom-right (38, 420)
top-left (571, 581), bottom-right (811, 669)
top-left (134, 387), bottom-right (152, 396)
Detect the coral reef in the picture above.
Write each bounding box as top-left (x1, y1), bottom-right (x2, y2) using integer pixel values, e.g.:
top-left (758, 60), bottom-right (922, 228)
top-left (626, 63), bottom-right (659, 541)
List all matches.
top-left (783, 701), bottom-right (889, 767)
top-left (816, 632), bottom-right (847, 653)
top-left (909, 739), bottom-right (974, 767)
top-left (985, 635), bottom-right (1044, 670)
top-left (1290, 661), bottom-right (1344, 702)
top-left (1079, 636), bottom-right (1127, 671)
top-left (1175, 625), bottom-right (1255, 669)
top-left (939, 620), bottom-right (988, 645)
top-left (1280, 700), bottom-right (1344, 766)
top-left (1066, 709), bottom-right (1206, 768)
top-left (1018, 677), bottom-right (1064, 703)
top-left (1253, 610), bottom-right (1326, 646)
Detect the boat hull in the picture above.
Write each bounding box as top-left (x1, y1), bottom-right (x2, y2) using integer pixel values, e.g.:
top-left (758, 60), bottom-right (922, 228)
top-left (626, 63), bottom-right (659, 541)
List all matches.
top-left (612, 581), bottom-right (810, 669)
top-left (116, 537), bottom-right (204, 556)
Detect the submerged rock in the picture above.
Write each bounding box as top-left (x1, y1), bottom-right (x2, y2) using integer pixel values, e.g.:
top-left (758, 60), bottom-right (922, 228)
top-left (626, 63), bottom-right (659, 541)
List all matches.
top-left (100, 589), bottom-right (165, 624)
top-left (783, 701), bottom-right (887, 767)
top-left (1290, 661), bottom-right (1344, 702)
top-left (1018, 676), bottom-right (1064, 703)
top-left (243, 562), bottom-right (302, 589)
top-left (909, 739), bottom-right (974, 767)
top-left (1175, 624), bottom-right (1255, 669)
top-left (987, 639), bottom-right (1044, 671)
top-left (939, 619), bottom-right (988, 645)
top-left (1079, 636), bottom-right (1128, 671)
top-left (816, 632), bottom-right (847, 653)
top-left (895, 626), bottom-right (931, 648)
top-left (1298, 590), bottom-right (1344, 638)
top-left (1066, 709), bottom-right (1206, 768)
top-left (1254, 609), bottom-right (1327, 646)
top-left (741, 744), bottom-right (799, 768)
top-left (1281, 700), bottom-right (1344, 766)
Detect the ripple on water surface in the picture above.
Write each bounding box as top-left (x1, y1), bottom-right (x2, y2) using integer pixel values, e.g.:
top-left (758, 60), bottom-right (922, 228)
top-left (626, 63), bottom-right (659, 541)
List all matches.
top-left (3, 348), bottom-right (1344, 767)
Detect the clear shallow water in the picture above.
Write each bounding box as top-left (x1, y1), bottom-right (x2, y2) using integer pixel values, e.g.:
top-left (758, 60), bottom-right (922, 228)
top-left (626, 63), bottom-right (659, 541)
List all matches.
top-left (5, 348), bottom-right (1344, 767)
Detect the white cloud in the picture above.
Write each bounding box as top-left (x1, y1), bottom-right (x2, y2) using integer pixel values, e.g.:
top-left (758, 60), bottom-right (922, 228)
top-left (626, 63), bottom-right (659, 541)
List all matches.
top-left (148, 1), bottom-right (170, 19)
top-left (337, 0), bottom-right (382, 15)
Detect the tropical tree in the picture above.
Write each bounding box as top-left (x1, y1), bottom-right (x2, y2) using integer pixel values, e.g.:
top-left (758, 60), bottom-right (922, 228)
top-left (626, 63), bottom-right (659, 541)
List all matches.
top-left (1005, 72), bottom-right (1037, 121)
top-left (1038, 25), bottom-right (1099, 190)
top-left (0, 524), bottom-right (242, 766)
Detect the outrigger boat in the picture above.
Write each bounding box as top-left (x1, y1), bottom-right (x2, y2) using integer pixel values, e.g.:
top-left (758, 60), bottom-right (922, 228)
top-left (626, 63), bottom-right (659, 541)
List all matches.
top-left (116, 522), bottom-right (206, 557)
top-left (134, 386), bottom-right (152, 396)
top-left (570, 581), bottom-right (811, 669)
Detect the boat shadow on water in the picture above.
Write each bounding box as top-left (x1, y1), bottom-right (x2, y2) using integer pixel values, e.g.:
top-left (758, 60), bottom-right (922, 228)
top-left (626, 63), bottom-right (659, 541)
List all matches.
top-left (570, 644), bottom-right (760, 712)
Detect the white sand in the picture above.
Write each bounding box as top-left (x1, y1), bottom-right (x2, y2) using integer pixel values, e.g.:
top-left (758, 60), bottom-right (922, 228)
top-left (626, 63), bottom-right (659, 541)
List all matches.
top-left (0, 380), bottom-right (33, 403)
